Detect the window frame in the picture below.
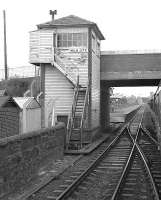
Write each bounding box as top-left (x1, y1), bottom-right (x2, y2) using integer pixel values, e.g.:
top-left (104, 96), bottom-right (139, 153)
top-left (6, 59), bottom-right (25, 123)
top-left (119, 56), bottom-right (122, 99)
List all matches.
top-left (57, 32), bottom-right (87, 48)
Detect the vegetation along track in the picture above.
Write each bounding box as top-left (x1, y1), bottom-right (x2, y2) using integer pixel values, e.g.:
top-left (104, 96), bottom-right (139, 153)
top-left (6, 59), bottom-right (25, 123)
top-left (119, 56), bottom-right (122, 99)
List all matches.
top-left (27, 105), bottom-right (160, 200)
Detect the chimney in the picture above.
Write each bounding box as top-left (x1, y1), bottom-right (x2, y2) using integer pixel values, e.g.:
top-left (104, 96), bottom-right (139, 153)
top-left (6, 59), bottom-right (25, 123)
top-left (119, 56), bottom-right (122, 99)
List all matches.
top-left (49, 10), bottom-right (57, 21)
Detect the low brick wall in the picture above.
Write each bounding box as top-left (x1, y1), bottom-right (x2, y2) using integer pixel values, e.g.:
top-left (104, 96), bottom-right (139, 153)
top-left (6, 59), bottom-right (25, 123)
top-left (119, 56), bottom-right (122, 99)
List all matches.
top-left (0, 122), bottom-right (65, 198)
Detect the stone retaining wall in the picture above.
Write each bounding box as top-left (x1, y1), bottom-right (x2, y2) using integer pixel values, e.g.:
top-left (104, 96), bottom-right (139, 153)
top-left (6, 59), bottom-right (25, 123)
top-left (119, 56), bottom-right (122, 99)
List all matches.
top-left (0, 122), bottom-right (65, 198)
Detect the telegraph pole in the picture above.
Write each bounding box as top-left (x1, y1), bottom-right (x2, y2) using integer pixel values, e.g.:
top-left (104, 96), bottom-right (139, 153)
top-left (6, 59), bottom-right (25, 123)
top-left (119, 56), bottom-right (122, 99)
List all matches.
top-left (3, 10), bottom-right (8, 80)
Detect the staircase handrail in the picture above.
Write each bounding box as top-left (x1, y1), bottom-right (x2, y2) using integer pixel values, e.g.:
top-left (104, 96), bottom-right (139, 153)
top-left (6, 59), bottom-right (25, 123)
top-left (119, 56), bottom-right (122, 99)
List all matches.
top-left (54, 53), bottom-right (78, 85)
top-left (66, 75), bottom-right (79, 148)
top-left (80, 80), bottom-right (90, 147)
top-left (67, 75), bottom-right (79, 131)
top-left (55, 47), bottom-right (78, 68)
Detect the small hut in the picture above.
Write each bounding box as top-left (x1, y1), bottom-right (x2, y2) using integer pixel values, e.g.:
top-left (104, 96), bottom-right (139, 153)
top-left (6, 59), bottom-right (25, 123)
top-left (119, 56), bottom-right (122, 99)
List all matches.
top-left (13, 97), bottom-right (41, 133)
top-left (0, 96), bottom-right (20, 138)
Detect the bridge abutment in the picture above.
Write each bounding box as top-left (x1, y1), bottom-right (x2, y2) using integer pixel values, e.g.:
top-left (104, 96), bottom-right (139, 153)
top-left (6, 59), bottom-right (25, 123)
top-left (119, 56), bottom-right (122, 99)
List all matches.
top-left (100, 83), bottom-right (110, 130)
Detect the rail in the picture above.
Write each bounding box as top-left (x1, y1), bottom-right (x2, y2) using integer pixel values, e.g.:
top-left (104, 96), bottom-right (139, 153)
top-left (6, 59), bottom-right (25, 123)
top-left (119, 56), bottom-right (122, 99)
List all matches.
top-left (110, 144), bottom-right (136, 200)
top-left (56, 126), bottom-right (129, 200)
top-left (111, 107), bottom-right (160, 200)
top-left (110, 110), bottom-right (144, 200)
top-left (55, 108), bottom-right (142, 199)
top-left (141, 126), bottom-right (159, 146)
top-left (25, 105), bottom-right (161, 200)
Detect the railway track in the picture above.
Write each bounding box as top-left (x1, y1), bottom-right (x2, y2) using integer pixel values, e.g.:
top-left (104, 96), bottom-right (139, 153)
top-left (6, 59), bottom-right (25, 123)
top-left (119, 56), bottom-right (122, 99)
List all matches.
top-left (27, 105), bottom-right (160, 200)
top-left (139, 127), bottom-right (161, 199)
top-left (110, 140), bottom-right (159, 200)
top-left (27, 129), bottom-right (133, 200)
top-left (110, 106), bottom-right (159, 200)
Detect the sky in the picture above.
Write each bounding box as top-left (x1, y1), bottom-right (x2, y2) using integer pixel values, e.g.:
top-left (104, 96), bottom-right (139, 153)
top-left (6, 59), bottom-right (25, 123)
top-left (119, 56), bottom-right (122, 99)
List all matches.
top-left (0, 0), bottom-right (160, 96)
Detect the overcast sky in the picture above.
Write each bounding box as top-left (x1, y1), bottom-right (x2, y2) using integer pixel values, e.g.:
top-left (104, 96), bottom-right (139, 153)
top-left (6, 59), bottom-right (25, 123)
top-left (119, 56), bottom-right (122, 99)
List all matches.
top-left (0, 0), bottom-right (160, 96)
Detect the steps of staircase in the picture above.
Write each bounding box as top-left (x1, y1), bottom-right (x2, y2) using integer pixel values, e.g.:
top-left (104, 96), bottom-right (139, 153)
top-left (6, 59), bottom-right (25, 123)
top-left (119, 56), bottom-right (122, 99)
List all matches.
top-left (75, 108), bottom-right (83, 110)
top-left (77, 98), bottom-right (85, 101)
top-left (74, 113), bottom-right (82, 115)
top-left (75, 108), bottom-right (83, 111)
top-left (78, 87), bottom-right (86, 91)
top-left (77, 92), bottom-right (85, 95)
top-left (65, 134), bottom-right (110, 155)
top-left (73, 128), bottom-right (80, 132)
top-left (76, 102), bottom-right (84, 104)
top-left (76, 102), bottom-right (84, 105)
top-left (66, 86), bottom-right (87, 152)
top-left (73, 114), bottom-right (81, 117)
top-left (75, 104), bottom-right (84, 107)
top-left (77, 97), bottom-right (84, 99)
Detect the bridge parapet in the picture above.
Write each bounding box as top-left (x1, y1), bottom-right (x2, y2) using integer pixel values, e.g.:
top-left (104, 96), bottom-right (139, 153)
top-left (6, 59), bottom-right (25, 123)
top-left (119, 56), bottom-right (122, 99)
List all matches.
top-left (100, 51), bottom-right (161, 84)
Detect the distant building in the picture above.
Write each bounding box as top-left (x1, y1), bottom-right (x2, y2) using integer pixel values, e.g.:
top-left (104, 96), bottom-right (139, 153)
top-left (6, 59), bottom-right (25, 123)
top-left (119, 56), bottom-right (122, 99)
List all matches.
top-left (110, 93), bottom-right (125, 111)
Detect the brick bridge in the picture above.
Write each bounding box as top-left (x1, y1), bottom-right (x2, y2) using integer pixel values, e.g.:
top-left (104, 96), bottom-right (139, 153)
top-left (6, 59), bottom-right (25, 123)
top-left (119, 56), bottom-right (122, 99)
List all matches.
top-left (100, 50), bottom-right (161, 129)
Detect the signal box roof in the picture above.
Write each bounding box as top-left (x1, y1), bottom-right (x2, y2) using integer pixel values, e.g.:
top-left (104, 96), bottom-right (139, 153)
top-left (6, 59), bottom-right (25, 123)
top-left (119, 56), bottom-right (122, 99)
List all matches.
top-left (37, 15), bottom-right (105, 40)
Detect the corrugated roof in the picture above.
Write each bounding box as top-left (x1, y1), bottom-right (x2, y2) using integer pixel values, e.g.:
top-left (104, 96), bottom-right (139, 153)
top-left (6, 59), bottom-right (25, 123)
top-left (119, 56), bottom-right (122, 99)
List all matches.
top-left (26, 98), bottom-right (40, 109)
top-left (13, 97), bottom-right (40, 109)
top-left (13, 97), bottom-right (30, 109)
top-left (37, 15), bottom-right (105, 40)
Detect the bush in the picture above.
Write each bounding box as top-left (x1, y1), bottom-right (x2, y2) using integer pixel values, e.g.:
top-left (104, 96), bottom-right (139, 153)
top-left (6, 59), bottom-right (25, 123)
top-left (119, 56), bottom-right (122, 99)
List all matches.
top-left (0, 77), bottom-right (39, 97)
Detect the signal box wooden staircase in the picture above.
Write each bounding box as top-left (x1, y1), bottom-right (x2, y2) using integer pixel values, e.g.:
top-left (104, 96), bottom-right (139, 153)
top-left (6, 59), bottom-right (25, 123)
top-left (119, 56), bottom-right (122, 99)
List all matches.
top-left (67, 87), bottom-right (88, 150)
top-left (52, 50), bottom-right (89, 150)
top-left (66, 82), bottom-right (89, 150)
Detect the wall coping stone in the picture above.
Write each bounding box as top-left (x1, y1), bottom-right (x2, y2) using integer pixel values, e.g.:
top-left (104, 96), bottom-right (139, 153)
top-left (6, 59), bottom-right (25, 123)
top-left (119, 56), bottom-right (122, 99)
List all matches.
top-left (0, 122), bottom-right (65, 146)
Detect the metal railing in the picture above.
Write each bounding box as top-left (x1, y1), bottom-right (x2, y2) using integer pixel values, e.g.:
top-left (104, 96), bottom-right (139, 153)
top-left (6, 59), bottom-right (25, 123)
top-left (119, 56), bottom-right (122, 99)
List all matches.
top-left (52, 47), bottom-right (79, 85)
top-left (79, 81), bottom-right (89, 148)
top-left (66, 75), bottom-right (80, 149)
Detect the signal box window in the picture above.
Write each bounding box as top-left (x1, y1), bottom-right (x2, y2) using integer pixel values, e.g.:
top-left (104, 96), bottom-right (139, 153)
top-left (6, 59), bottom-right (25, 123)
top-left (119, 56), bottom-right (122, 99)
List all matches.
top-left (57, 32), bottom-right (87, 48)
